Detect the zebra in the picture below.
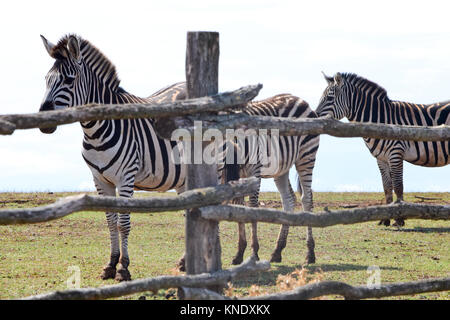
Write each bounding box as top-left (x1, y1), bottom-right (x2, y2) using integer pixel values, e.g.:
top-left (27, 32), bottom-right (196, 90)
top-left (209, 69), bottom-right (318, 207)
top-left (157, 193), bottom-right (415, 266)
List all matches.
top-left (39, 34), bottom-right (187, 281)
top-left (222, 94), bottom-right (320, 264)
top-left (316, 72), bottom-right (449, 227)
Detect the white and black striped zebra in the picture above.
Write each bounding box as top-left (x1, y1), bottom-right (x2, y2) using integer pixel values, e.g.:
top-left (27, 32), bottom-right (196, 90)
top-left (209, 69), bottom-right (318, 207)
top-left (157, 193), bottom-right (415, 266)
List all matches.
top-left (316, 72), bottom-right (449, 226)
top-left (39, 34), bottom-right (187, 281)
top-left (222, 94), bottom-right (320, 264)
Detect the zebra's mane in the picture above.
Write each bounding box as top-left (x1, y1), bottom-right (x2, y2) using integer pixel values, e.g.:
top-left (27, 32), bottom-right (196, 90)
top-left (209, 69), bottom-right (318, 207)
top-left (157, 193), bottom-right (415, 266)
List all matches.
top-left (52, 34), bottom-right (121, 90)
top-left (341, 73), bottom-right (389, 100)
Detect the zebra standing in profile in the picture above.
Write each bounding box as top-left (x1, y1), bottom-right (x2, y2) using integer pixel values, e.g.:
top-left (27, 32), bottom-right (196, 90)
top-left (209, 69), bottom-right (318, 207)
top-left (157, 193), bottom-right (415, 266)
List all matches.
top-left (39, 34), bottom-right (187, 281)
top-left (316, 72), bottom-right (449, 226)
top-left (223, 94), bottom-right (320, 264)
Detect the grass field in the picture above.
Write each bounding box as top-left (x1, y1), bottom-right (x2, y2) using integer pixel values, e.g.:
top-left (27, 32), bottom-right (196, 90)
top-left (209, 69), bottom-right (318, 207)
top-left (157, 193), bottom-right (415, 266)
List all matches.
top-left (0, 191), bottom-right (449, 300)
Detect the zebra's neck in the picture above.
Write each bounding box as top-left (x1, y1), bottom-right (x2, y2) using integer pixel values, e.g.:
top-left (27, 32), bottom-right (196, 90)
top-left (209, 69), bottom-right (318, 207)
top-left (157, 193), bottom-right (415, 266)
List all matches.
top-left (81, 88), bottom-right (146, 140)
top-left (75, 38), bottom-right (147, 139)
top-left (347, 95), bottom-right (394, 124)
top-left (346, 85), bottom-right (394, 124)
top-left (337, 73), bottom-right (392, 124)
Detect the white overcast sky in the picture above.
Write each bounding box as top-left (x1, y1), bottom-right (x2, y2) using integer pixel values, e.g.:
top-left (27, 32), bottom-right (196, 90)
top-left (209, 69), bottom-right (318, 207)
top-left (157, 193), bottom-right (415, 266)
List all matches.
top-left (0, 0), bottom-right (449, 192)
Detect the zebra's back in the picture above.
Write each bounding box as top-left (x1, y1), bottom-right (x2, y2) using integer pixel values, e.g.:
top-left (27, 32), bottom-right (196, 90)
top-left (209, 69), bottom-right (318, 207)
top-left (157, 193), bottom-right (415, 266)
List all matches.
top-left (238, 94), bottom-right (320, 178)
top-left (147, 82), bottom-right (187, 103)
top-left (366, 100), bottom-right (450, 167)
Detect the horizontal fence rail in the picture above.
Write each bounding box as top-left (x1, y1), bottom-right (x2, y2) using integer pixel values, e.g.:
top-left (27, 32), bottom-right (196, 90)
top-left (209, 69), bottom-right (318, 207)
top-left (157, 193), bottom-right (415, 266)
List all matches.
top-left (200, 202), bottom-right (450, 227)
top-left (165, 113), bottom-right (450, 141)
top-left (181, 277), bottom-right (450, 300)
top-left (248, 277), bottom-right (450, 300)
top-left (0, 178), bottom-right (259, 225)
top-left (1, 85), bottom-right (448, 142)
top-left (0, 85), bottom-right (262, 135)
top-left (23, 256), bottom-right (269, 300)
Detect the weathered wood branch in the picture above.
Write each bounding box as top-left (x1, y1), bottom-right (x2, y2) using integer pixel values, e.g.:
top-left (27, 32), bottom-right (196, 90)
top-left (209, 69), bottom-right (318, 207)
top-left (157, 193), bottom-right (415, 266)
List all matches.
top-left (135, 276), bottom-right (450, 300)
top-left (3, 86), bottom-right (447, 142)
top-left (0, 119), bottom-right (15, 135)
top-left (22, 256), bottom-right (269, 300)
top-left (0, 178), bottom-right (259, 225)
top-left (414, 195), bottom-right (442, 202)
top-left (174, 113), bottom-right (450, 141)
top-left (200, 202), bottom-right (450, 227)
top-left (244, 277), bottom-right (450, 300)
top-left (0, 84), bottom-right (262, 135)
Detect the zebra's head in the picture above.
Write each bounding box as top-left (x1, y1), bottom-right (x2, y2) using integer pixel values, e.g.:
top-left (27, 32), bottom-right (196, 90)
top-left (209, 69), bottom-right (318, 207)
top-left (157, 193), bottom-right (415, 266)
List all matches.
top-left (39, 35), bottom-right (85, 134)
top-left (316, 72), bottom-right (351, 120)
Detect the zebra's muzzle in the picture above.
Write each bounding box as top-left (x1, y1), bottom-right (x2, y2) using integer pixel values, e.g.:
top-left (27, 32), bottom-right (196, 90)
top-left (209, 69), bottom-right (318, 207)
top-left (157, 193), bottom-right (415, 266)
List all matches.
top-left (40, 100), bottom-right (54, 112)
top-left (39, 126), bottom-right (57, 134)
top-left (39, 101), bottom-right (57, 134)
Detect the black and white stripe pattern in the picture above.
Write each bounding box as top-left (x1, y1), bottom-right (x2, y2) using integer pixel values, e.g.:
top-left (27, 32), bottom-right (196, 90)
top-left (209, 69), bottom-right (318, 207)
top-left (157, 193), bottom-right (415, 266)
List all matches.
top-left (316, 72), bottom-right (449, 226)
top-left (39, 34), bottom-right (186, 281)
top-left (223, 94), bottom-right (320, 264)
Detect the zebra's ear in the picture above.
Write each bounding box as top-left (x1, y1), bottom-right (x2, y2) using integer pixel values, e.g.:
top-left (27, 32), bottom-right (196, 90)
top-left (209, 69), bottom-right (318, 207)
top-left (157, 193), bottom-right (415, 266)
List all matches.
top-left (334, 73), bottom-right (343, 86)
top-left (322, 71), bottom-right (334, 84)
top-left (41, 35), bottom-right (55, 58)
top-left (67, 35), bottom-right (81, 61)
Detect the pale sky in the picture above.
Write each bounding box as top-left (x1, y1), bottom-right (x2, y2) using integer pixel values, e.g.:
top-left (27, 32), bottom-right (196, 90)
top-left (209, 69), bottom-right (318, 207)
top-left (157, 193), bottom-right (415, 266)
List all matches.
top-left (0, 0), bottom-right (449, 192)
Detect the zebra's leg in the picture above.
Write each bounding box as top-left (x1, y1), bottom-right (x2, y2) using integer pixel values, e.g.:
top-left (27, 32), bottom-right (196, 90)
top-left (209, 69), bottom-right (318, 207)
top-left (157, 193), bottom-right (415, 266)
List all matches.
top-left (296, 162), bottom-right (316, 264)
top-left (270, 172), bottom-right (296, 263)
top-left (95, 178), bottom-right (120, 280)
top-left (233, 165), bottom-right (261, 264)
top-left (114, 184), bottom-right (135, 282)
top-left (232, 221), bottom-right (247, 265)
top-left (231, 195), bottom-right (247, 265)
top-left (376, 159), bottom-right (393, 226)
top-left (389, 157), bottom-right (405, 227)
top-left (249, 188), bottom-right (261, 261)
top-left (175, 187), bottom-right (187, 271)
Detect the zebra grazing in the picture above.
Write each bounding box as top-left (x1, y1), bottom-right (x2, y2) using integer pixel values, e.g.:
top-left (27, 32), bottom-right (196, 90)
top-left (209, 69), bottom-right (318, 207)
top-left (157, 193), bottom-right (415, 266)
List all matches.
top-left (223, 94), bottom-right (320, 264)
top-left (39, 34), bottom-right (187, 281)
top-left (316, 72), bottom-right (449, 226)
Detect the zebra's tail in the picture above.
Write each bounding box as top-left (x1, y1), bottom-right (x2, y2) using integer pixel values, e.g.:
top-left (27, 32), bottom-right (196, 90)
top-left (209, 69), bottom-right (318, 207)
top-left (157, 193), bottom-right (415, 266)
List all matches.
top-left (224, 161), bottom-right (240, 183)
top-left (223, 141), bottom-right (243, 204)
top-left (224, 140), bottom-right (241, 183)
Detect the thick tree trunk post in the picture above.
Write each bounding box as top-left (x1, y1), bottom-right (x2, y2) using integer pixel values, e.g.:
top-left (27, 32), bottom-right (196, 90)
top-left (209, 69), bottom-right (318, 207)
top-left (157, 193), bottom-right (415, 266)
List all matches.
top-left (184, 32), bottom-right (222, 292)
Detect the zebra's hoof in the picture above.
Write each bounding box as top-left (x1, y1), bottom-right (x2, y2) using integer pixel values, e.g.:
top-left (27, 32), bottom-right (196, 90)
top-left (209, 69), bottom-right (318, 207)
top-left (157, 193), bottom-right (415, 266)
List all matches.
top-left (270, 252), bottom-right (282, 263)
top-left (231, 255), bottom-right (244, 265)
top-left (177, 258), bottom-right (186, 272)
top-left (378, 219), bottom-right (390, 227)
top-left (115, 268), bottom-right (132, 282)
top-left (100, 266), bottom-right (116, 280)
top-left (393, 219), bottom-right (405, 227)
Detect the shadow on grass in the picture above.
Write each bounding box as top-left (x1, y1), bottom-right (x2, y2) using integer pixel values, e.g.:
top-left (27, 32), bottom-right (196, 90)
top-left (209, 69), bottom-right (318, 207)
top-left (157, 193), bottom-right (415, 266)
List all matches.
top-left (232, 263), bottom-right (401, 288)
top-left (389, 227), bottom-right (450, 234)
top-left (306, 263), bottom-right (400, 273)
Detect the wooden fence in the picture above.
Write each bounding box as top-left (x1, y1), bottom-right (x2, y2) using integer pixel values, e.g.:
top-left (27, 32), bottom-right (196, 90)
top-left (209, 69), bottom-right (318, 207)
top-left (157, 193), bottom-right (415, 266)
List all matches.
top-left (0, 31), bottom-right (449, 300)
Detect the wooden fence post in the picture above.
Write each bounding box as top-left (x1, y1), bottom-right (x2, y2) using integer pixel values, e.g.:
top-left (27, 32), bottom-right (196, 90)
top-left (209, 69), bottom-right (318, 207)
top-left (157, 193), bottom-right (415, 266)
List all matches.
top-left (184, 31), bottom-right (222, 291)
